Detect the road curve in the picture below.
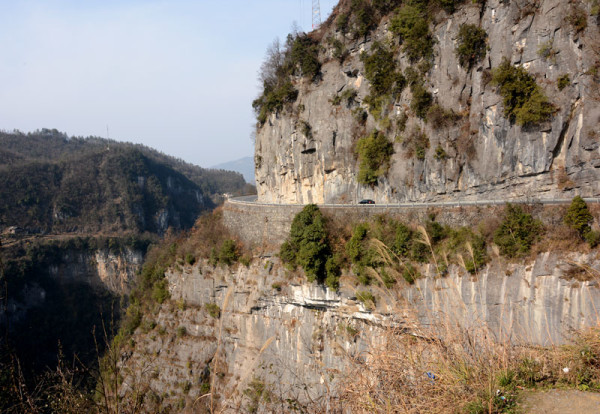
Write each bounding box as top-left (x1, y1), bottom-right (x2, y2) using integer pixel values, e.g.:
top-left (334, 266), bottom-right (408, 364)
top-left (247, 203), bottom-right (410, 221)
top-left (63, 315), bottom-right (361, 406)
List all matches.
top-left (228, 195), bottom-right (600, 209)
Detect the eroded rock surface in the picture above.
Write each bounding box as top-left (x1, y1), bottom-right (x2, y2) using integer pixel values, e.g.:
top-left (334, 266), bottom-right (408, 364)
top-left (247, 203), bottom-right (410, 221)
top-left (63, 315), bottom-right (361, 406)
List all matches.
top-left (122, 251), bottom-right (600, 411)
top-left (255, 0), bottom-right (600, 204)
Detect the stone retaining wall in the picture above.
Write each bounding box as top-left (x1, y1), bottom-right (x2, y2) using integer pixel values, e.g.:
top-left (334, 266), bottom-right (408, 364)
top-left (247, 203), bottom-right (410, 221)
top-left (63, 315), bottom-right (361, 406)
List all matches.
top-left (222, 199), bottom-right (572, 253)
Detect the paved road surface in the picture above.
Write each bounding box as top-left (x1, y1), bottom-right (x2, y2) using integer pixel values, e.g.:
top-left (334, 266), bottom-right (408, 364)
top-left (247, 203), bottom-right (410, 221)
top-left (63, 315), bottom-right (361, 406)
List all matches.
top-left (229, 195), bottom-right (600, 208)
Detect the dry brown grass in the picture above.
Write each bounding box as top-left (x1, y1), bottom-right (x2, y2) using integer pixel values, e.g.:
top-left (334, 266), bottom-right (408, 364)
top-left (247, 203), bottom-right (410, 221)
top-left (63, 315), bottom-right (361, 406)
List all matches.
top-left (337, 217), bottom-right (600, 413)
top-left (338, 315), bottom-right (600, 414)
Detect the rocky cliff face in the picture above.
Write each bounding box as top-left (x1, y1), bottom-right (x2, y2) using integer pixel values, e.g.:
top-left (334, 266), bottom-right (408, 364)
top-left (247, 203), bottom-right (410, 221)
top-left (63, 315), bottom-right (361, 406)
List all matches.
top-left (255, 0), bottom-right (600, 204)
top-left (4, 246), bottom-right (143, 327)
top-left (121, 250), bottom-right (600, 412)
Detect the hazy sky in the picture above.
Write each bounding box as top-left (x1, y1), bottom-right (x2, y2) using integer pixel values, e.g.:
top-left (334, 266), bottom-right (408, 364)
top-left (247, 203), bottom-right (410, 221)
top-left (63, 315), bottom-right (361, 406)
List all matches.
top-left (0, 0), bottom-right (336, 167)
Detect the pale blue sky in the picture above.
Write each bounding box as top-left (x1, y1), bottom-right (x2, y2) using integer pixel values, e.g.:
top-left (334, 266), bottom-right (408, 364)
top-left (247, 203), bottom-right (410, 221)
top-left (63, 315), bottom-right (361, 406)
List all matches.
top-left (0, 0), bottom-right (336, 167)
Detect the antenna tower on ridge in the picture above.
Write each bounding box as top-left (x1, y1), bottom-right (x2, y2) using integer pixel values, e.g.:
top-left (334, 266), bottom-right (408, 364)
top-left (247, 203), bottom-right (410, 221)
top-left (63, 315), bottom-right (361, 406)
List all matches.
top-left (312, 0), bottom-right (321, 29)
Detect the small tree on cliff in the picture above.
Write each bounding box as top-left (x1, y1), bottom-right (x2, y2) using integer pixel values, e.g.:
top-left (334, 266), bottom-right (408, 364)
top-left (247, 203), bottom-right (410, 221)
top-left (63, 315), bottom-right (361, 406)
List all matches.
top-left (493, 204), bottom-right (543, 258)
top-left (280, 204), bottom-right (340, 289)
top-left (564, 196), bottom-right (593, 236)
top-left (564, 196), bottom-right (600, 247)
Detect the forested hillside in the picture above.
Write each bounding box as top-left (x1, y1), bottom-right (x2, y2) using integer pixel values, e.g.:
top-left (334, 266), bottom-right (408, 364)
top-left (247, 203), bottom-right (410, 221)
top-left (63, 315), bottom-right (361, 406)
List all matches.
top-left (0, 129), bottom-right (248, 234)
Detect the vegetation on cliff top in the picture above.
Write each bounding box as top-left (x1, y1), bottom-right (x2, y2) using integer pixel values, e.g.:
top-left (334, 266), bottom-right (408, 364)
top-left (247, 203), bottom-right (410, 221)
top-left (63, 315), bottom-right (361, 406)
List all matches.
top-left (252, 32), bottom-right (321, 125)
top-left (280, 204), bottom-right (340, 289)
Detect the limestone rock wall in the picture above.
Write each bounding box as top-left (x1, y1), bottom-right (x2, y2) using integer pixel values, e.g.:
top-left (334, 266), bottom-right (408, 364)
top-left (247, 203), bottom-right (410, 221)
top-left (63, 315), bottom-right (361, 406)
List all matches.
top-left (255, 0), bottom-right (600, 204)
top-left (3, 247), bottom-right (143, 325)
top-left (122, 251), bottom-right (600, 412)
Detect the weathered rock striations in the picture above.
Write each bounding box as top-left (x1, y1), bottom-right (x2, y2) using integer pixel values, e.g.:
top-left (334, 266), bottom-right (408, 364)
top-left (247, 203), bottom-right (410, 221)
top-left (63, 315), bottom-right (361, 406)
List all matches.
top-left (122, 251), bottom-right (600, 412)
top-left (255, 0), bottom-right (600, 204)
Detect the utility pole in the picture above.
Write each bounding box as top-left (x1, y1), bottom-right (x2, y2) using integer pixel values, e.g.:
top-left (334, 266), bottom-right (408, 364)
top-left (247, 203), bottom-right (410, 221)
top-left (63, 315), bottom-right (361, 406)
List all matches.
top-left (312, 0), bottom-right (321, 29)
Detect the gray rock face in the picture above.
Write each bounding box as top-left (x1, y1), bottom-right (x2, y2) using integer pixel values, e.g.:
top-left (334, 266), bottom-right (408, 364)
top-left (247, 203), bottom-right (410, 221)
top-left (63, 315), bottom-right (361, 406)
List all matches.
top-left (2, 247), bottom-right (143, 326)
top-left (122, 251), bottom-right (600, 412)
top-left (255, 0), bottom-right (600, 204)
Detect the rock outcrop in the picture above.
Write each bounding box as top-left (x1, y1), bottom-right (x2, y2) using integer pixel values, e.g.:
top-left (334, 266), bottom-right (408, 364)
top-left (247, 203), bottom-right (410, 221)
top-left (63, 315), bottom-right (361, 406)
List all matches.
top-left (255, 0), bottom-right (600, 204)
top-left (3, 246), bottom-right (143, 326)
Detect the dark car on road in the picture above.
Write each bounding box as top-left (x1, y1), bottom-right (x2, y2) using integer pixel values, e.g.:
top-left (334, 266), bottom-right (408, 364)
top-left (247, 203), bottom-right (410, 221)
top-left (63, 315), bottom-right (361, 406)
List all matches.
top-left (359, 199), bottom-right (375, 204)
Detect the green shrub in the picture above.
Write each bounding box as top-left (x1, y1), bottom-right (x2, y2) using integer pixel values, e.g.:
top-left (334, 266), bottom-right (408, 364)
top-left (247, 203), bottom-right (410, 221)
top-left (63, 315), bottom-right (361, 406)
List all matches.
top-left (345, 223), bottom-right (382, 285)
top-left (218, 239), bottom-right (239, 265)
top-left (349, 0), bottom-right (377, 38)
top-left (289, 34), bottom-right (321, 79)
top-left (380, 268), bottom-right (396, 288)
top-left (392, 223), bottom-right (414, 257)
top-left (425, 220), bottom-right (446, 244)
top-left (355, 130), bottom-right (395, 185)
top-left (341, 88), bottom-right (358, 107)
top-left (253, 32), bottom-right (321, 124)
top-left (564, 196), bottom-right (593, 236)
top-left (205, 303), bottom-right (221, 319)
top-left (537, 40), bottom-right (557, 63)
top-left (557, 74), bottom-right (570, 91)
top-left (402, 262), bottom-right (420, 284)
top-left (252, 81), bottom-right (298, 125)
top-left (364, 94), bottom-right (389, 120)
top-left (346, 223), bottom-right (370, 264)
top-left (434, 145), bottom-right (447, 160)
top-left (325, 255), bottom-right (342, 290)
top-left (239, 255), bottom-right (251, 267)
top-left (435, 0), bottom-right (467, 13)
top-left (328, 36), bottom-right (348, 62)
top-left (410, 82), bottom-right (433, 119)
top-left (152, 278), bottom-right (170, 304)
top-left (336, 12), bottom-right (350, 34)
top-left (176, 326), bottom-right (187, 337)
top-left (356, 290), bottom-right (376, 309)
top-left (404, 128), bottom-right (430, 160)
top-left (455, 24), bottom-right (487, 69)
top-left (464, 234), bottom-right (487, 273)
top-left (411, 239), bottom-right (430, 262)
top-left (427, 104), bottom-right (459, 129)
top-left (396, 111), bottom-right (408, 132)
top-left (280, 204), bottom-right (335, 285)
top-left (585, 230), bottom-right (600, 248)
top-left (300, 120), bottom-right (313, 139)
top-left (491, 58), bottom-right (554, 126)
top-left (361, 42), bottom-right (403, 97)
top-left (390, 4), bottom-right (434, 61)
top-left (372, 0), bottom-right (402, 15)
top-left (567, 5), bottom-right (588, 33)
top-left (592, 0), bottom-right (600, 18)
top-left (185, 253), bottom-right (196, 265)
top-left (493, 204), bottom-right (543, 257)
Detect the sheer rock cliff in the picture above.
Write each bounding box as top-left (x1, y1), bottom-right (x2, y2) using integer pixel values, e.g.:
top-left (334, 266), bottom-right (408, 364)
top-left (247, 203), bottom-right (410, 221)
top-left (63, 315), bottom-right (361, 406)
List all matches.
top-left (255, 0), bottom-right (600, 204)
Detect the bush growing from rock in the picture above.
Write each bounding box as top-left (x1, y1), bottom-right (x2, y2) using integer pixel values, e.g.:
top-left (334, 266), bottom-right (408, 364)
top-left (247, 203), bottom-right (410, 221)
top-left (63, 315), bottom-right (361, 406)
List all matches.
top-left (455, 24), bottom-right (487, 69)
top-left (355, 130), bottom-right (394, 185)
top-left (557, 74), bottom-right (570, 91)
top-left (410, 82), bottom-right (433, 119)
top-left (390, 4), bottom-right (434, 61)
top-left (564, 196), bottom-right (593, 237)
top-left (564, 196), bottom-right (600, 247)
top-left (491, 58), bottom-right (554, 126)
top-left (280, 205), bottom-right (339, 288)
top-left (218, 239), bottom-right (239, 265)
top-left (361, 42), bottom-right (402, 97)
top-left (493, 204), bottom-right (543, 257)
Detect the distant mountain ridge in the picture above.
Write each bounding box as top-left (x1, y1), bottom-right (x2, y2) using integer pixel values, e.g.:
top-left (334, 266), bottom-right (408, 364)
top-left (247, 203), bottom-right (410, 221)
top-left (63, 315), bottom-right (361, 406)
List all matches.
top-left (0, 129), bottom-right (248, 234)
top-left (212, 156), bottom-right (255, 184)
